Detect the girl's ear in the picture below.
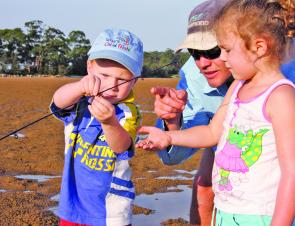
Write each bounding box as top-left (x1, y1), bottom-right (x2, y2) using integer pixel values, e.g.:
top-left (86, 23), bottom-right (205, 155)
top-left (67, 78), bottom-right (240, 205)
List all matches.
top-left (252, 38), bottom-right (268, 58)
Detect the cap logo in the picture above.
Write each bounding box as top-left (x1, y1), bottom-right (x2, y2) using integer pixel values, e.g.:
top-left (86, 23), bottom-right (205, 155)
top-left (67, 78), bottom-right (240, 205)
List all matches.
top-left (104, 35), bottom-right (131, 52)
top-left (189, 13), bottom-right (210, 28)
top-left (190, 13), bottom-right (204, 23)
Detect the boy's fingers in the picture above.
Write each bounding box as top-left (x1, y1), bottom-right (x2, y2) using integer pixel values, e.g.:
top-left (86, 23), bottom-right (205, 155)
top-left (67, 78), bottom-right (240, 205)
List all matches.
top-left (88, 105), bottom-right (93, 115)
top-left (94, 96), bottom-right (107, 105)
top-left (92, 97), bottom-right (105, 111)
top-left (88, 76), bottom-right (94, 95)
top-left (93, 78), bottom-right (101, 96)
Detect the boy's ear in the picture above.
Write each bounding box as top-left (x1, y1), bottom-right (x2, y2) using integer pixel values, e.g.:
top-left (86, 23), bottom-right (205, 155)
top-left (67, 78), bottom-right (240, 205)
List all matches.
top-left (87, 60), bottom-right (92, 75)
top-left (252, 38), bottom-right (268, 58)
top-left (133, 77), bottom-right (139, 85)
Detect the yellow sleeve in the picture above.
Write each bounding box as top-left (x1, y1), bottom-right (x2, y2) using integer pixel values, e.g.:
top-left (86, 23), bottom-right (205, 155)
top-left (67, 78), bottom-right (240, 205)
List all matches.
top-left (117, 101), bottom-right (141, 142)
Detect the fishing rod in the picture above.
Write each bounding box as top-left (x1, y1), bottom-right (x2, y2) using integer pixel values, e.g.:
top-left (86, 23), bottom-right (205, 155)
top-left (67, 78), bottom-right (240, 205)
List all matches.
top-left (0, 56), bottom-right (180, 142)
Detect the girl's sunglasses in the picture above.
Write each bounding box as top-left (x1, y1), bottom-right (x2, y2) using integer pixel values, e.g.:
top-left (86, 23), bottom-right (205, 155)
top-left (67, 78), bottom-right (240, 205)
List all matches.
top-left (188, 46), bottom-right (221, 60)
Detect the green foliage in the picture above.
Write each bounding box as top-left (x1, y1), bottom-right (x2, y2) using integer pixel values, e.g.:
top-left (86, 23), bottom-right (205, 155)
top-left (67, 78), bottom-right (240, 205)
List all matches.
top-left (66, 31), bottom-right (90, 75)
top-left (142, 49), bottom-right (189, 77)
top-left (0, 21), bottom-right (190, 77)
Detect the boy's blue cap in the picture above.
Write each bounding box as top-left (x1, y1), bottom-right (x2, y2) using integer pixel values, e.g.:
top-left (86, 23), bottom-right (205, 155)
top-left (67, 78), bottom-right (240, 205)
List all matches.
top-left (88, 28), bottom-right (144, 77)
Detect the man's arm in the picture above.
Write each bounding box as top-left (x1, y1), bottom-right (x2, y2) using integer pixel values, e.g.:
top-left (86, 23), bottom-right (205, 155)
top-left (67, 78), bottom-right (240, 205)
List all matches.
top-left (136, 80), bottom-right (237, 151)
top-left (155, 58), bottom-right (209, 164)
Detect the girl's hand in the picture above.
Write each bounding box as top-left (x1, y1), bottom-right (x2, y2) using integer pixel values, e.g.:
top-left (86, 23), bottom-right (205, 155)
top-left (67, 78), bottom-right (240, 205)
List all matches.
top-left (135, 126), bottom-right (172, 151)
top-left (88, 96), bottom-right (116, 124)
top-left (79, 74), bottom-right (101, 96)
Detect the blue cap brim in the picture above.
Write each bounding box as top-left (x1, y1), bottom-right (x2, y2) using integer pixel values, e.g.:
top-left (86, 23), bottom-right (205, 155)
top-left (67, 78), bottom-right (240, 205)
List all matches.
top-left (88, 50), bottom-right (141, 77)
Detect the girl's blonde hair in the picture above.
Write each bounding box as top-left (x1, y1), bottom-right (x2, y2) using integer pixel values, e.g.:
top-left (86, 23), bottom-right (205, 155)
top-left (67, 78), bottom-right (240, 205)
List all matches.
top-left (214, 0), bottom-right (295, 62)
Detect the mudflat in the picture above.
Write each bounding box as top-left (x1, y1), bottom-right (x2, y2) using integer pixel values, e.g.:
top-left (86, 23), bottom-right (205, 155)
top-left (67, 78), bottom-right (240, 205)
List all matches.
top-left (0, 77), bottom-right (201, 225)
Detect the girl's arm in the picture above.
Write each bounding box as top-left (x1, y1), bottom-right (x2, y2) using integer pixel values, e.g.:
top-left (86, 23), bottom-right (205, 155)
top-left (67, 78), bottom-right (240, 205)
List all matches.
top-left (267, 84), bottom-right (295, 226)
top-left (137, 80), bottom-right (238, 150)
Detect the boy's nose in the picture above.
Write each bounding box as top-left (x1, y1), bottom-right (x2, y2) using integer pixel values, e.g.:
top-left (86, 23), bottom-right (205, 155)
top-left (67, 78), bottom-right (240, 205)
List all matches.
top-left (110, 79), bottom-right (119, 90)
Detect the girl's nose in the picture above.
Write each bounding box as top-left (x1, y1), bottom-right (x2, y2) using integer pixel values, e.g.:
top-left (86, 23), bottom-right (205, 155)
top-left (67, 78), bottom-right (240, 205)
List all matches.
top-left (220, 49), bottom-right (227, 62)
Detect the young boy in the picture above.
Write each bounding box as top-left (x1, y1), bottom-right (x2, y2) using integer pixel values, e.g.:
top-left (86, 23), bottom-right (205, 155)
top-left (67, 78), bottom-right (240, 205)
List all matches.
top-left (50, 28), bottom-right (143, 226)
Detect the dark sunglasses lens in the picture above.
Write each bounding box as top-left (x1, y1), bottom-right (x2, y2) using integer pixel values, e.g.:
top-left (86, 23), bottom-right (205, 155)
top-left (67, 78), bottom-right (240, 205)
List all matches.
top-left (205, 47), bottom-right (221, 59)
top-left (188, 49), bottom-right (200, 60)
top-left (189, 47), bottom-right (221, 60)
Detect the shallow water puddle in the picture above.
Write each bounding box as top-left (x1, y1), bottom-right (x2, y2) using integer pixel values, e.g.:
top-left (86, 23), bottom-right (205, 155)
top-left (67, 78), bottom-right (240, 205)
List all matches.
top-left (133, 185), bottom-right (191, 225)
top-left (9, 132), bottom-right (25, 138)
top-left (174, 169), bottom-right (197, 175)
top-left (156, 169), bottom-right (197, 180)
top-left (156, 175), bottom-right (193, 180)
top-left (15, 174), bottom-right (60, 182)
top-left (140, 109), bottom-right (154, 114)
top-left (49, 185), bottom-right (192, 226)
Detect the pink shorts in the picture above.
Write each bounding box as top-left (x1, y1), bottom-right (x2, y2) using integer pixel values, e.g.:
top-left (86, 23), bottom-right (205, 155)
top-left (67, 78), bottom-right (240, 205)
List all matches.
top-left (59, 219), bottom-right (89, 226)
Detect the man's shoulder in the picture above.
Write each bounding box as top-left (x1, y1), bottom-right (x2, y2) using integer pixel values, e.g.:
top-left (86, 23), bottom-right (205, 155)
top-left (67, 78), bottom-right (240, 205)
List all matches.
top-left (281, 58), bottom-right (295, 83)
top-left (180, 57), bottom-right (203, 79)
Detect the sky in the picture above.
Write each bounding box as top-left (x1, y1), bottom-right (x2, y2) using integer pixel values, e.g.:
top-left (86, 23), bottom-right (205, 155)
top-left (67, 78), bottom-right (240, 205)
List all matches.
top-left (0, 0), bottom-right (206, 51)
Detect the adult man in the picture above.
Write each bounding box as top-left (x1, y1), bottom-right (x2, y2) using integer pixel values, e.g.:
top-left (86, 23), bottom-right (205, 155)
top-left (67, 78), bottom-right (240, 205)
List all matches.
top-left (151, 1), bottom-right (295, 225)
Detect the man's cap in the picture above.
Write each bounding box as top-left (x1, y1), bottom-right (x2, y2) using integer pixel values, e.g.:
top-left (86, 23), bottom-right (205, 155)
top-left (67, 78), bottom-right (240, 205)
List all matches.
top-left (176, 0), bottom-right (228, 52)
top-left (88, 28), bottom-right (144, 77)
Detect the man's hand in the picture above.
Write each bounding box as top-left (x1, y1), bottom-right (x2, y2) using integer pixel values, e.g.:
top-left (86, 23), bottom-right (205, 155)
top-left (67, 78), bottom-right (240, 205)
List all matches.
top-left (151, 87), bottom-right (187, 130)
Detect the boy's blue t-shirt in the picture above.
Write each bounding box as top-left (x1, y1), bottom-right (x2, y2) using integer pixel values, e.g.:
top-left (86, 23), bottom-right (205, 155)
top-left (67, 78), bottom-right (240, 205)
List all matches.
top-left (50, 92), bottom-right (140, 226)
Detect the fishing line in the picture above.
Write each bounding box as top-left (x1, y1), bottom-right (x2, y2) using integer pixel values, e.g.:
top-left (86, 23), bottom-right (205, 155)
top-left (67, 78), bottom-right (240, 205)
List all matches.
top-left (0, 56), bottom-right (180, 141)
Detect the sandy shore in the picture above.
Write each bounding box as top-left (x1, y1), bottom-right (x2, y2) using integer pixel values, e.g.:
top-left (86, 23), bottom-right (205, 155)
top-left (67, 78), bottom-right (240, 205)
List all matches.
top-left (0, 77), bottom-right (201, 225)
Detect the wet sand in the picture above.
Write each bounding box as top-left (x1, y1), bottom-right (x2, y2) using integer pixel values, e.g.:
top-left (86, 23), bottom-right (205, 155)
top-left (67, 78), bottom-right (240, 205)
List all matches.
top-left (0, 77), bottom-right (201, 225)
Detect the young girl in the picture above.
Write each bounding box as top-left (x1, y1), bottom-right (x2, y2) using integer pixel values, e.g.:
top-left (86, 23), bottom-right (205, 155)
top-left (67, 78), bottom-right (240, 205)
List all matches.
top-left (136, 0), bottom-right (295, 225)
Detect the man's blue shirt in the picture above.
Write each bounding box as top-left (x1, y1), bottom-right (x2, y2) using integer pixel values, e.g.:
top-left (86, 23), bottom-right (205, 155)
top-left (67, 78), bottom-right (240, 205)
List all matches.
top-left (157, 57), bottom-right (227, 165)
top-left (157, 56), bottom-right (295, 165)
top-left (281, 57), bottom-right (295, 81)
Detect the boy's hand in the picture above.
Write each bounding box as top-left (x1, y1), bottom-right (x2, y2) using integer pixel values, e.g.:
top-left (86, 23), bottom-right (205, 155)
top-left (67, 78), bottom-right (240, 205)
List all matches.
top-left (79, 74), bottom-right (101, 96)
top-left (135, 126), bottom-right (172, 151)
top-left (88, 96), bottom-right (116, 124)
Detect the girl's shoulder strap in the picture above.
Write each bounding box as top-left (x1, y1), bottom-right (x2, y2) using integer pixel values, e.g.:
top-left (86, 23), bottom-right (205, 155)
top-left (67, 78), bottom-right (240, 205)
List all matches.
top-left (229, 80), bottom-right (244, 101)
top-left (264, 78), bottom-right (295, 96)
top-left (262, 79), bottom-right (295, 121)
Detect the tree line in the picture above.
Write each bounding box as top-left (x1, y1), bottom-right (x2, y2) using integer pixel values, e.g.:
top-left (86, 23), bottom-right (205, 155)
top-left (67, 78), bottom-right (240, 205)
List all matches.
top-left (0, 20), bottom-right (189, 77)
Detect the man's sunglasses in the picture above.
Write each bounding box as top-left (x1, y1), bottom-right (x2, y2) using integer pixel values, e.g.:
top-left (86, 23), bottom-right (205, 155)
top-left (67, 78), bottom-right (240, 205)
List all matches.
top-left (188, 46), bottom-right (221, 60)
